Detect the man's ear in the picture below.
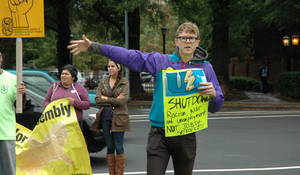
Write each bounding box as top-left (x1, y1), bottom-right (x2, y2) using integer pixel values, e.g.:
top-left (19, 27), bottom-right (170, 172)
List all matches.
top-left (175, 38), bottom-right (179, 47)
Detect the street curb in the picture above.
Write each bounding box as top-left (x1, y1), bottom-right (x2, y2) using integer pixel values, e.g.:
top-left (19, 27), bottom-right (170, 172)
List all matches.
top-left (222, 102), bottom-right (300, 110)
top-left (223, 102), bottom-right (300, 107)
top-left (128, 100), bottom-right (300, 111)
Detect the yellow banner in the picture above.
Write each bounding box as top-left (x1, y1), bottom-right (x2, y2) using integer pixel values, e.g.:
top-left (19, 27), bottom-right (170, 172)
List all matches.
top-left (16, 98), bottom-right (92, 175)
top-left (16, 124), bottom-right (32, 154)
top-left (0, 0), bottom-right (44, 38)
top-left (163, 68), bottom-right (209, 137)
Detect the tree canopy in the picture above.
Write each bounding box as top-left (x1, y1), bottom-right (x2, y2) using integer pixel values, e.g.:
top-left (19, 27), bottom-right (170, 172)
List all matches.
top-left (1, 0), bottom-right (299, 92)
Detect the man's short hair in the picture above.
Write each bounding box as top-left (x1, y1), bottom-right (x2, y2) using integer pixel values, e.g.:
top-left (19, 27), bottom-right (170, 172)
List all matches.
top-left (175, 22), bottom-right (199, 38)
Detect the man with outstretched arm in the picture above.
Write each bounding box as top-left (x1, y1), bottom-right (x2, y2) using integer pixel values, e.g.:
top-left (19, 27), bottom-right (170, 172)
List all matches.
top-left (68, 22), bottom-right (224, 175)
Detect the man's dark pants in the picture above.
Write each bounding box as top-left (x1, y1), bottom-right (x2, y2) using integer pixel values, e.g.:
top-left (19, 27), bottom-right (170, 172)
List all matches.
top-left (147, 126), bottom-right (196, 175)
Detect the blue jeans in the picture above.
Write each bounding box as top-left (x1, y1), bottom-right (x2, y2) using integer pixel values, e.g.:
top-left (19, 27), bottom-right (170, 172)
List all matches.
top-left (102, 120), bottom-right (124, 155)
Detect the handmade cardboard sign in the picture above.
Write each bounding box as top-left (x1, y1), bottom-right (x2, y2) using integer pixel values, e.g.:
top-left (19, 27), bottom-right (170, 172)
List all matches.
top-left (0, 0), bottom-right (44, 38)
top-left (162, 68), bottom-right (209, 137)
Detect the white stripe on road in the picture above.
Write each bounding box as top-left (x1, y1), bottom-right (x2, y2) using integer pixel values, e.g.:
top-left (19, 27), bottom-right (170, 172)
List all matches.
top-left (130, 111), bottom-right (300, 118)
top-left (131, 111), bottom-right (299, 117)
top-left (130, 114), bottom-right (300, 122)
top-left (131, 120), bottom-right (149, 123)
top-left (209, 111), bottom-right (300, 117)
top-left (93, 165), bottom-right (300, 175)
top-left (210, 114), bottom-right (300, 120)
top-left (130, 115), bottom-right (149, 117)
top-left (211, 111), bottom-right (299, 114)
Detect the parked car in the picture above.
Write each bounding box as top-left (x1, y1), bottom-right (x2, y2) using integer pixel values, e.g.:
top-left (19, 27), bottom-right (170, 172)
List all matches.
top-left (85, 77), bottom-right (99, 90)
top-left (8, 69), bottom-right (105, 153)
top-left (99, 71), bottom-right (109, 79)
top-left (140, 72), bottom-right (153, 83)
top-left (85, 71), bottom-right (108, 90)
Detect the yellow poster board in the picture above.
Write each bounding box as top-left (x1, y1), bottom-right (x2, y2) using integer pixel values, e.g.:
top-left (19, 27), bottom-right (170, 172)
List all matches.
top-left (16, 98), bottom-right (92, 175)
top-left (0, 0), bottom-right (44, 38)
top-left (162, 68), bottom-right (209, 137)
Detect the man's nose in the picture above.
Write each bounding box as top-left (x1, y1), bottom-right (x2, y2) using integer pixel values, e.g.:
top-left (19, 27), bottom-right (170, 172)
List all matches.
top-left (186, 39), bottom-right (193, 43)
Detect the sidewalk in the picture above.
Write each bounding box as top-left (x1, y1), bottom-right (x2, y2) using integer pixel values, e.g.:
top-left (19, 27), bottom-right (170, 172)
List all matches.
top-left (128, 92), bottom-right (300, 111)
top-left (222, 92), bottom-right (300, 111)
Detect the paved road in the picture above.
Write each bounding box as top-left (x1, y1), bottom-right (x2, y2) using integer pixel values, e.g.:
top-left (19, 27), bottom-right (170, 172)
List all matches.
top-left (91, 110), bottom-right (300, 175)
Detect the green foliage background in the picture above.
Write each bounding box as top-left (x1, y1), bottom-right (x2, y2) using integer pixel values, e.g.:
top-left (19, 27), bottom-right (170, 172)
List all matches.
top-left (1, 0), bottom-right (299, 73)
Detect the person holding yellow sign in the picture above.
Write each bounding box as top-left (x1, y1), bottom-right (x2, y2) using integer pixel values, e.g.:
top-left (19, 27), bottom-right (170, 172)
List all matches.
top-left (68, 22), bottom-right (224, 175)
top-left (44, 64), bottom-right (90, 125)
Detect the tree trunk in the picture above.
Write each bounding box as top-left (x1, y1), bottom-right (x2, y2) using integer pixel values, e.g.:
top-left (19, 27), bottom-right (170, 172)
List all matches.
top-left (210, 0), bottom-right (230, 94)
top-left (128, 7), bottom-right (145, 97)
top-left (56, 0), bottom-right (71, 70)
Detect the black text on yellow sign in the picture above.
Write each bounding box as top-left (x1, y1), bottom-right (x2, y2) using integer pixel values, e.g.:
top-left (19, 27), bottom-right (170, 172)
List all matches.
top-left (164, 94), bottom-right (209, 137)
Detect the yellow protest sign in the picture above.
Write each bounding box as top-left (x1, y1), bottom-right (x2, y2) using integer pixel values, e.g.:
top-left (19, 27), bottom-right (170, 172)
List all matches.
top-left (16, 98), bottom-right (92, 175)
top-left (0, 0), bottom-right (44, 38)
top-left (163, 68), bottom-right (209, 137)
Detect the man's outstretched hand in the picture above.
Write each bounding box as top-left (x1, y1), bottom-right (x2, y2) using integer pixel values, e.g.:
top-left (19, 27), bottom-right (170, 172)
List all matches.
top-left (67, 35), bottom-right (92, 55)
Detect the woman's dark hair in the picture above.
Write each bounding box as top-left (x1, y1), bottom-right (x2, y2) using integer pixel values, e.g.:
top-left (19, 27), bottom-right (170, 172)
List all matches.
top-left (108, 60), bottom-right (123, 89)
top-left (60, 64), bottom-right (78, 82)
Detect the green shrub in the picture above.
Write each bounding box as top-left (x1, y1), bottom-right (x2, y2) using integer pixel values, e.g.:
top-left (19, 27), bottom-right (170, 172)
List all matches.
top-left (278, 72), bottom-right (300, 99)
top-left (229, 76), bottom-right (261, 91)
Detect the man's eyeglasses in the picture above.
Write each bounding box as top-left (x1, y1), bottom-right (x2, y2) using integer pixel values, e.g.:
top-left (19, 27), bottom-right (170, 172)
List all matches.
top-left (176, 36), bottom-right (199, 42)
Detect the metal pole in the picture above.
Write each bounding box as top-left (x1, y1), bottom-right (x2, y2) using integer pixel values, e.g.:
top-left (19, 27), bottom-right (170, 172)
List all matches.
top-left (162, 33), bottom-right (166, 54)
top-left (124, 8), bottom-right (130, 98)
top-left (16, 38), bottom-right (23, 113)
top-left (161, 27), bottom-right (167, 54)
